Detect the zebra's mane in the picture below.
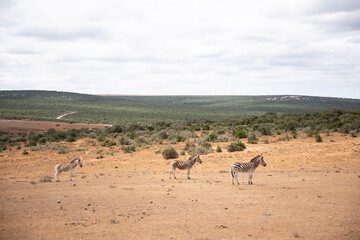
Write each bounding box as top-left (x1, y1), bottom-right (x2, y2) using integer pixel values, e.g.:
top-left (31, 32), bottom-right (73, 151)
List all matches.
top-left (70, 158), bottom-right (80, 164)
top-left (250, 155), bottom-right (261, 162)
top-left (188, 154), bottom-right (198, 161)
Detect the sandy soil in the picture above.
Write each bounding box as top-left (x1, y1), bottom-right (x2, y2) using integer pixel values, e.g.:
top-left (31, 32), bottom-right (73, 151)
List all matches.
top-left (0, 120), bottom-right (108, 133)
top-left (0, 132), bottom-right (359, 239)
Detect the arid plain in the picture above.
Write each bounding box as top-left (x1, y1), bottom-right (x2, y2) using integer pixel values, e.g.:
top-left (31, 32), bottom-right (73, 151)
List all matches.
top-left (0, 121), bottom-right (359, 239)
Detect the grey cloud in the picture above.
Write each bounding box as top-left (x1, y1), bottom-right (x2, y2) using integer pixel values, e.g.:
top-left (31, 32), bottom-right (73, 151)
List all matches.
top-left (8, 49), bottom-right (40, 55)
top-left (308, 0), bottom-right (360, 14)
top-left (16, 27), bottom-right (107, 41)
top-left (313, 10), bottom-right (360, 32)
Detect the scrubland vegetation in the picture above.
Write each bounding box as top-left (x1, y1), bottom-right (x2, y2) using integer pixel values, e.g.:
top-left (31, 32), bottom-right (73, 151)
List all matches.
top-left (1, 90), bottom-right (360, 123)
top-left (1, 109), bottom-right (359, 158)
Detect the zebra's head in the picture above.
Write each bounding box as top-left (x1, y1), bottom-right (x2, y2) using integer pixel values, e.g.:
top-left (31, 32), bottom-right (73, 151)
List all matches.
top-left (259, 155), bottom-right (266, 167)
top-left (71, 158), bottom-right (83, 167)
top-left (192, 154), bottom-right (202, 164)
top-left (251, 155), bottom-right (266, 167)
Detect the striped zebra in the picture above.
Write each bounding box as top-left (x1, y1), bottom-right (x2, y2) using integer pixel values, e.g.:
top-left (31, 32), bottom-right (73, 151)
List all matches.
top-left (54, 158), bottom-right (83, 182)
top-left (169, 154), bottom-right (202, 179)
top-left (231, 155), bottom-right (266, 185)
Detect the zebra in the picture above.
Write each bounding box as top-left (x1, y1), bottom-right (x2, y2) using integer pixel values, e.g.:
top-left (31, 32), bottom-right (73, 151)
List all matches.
top-left (169, 154), bottom-right (202, 179)
top-left (54, 158), bottom-right (83, 182)
top-left (231, 155), bottom-right (266, 185)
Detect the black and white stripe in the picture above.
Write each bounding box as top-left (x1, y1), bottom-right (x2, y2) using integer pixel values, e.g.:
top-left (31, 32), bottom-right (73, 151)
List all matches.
top-left (54, 158), bottom-right (83, 182)
top-left (169, 154), bottom-right (202, 179)
top-left (231, 155), bottom-right (266, 185)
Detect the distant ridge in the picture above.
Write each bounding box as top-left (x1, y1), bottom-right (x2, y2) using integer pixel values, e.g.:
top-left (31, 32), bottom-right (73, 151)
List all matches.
top-left (1, 90), bottom-right (359, 124)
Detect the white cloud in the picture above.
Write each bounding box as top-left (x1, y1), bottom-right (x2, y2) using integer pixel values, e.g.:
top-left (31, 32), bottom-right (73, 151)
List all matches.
top-left (0, 0), bottom-right (359, 98)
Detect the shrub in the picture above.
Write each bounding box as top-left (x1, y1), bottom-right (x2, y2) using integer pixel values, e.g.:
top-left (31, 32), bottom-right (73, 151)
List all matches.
top-left (259, 124), bottom-right (272, 136)
top-left (22, 150), bottom-right (29, 155)
top-left (207, 133), bottom-right (218, 142)
top-left (176, 135), bottom-right (185, 142)
top-left (121, 145), bottom-right (136, 153)
top-left (194, 145), bottom-right (209, 155)
top-left (26, 140), bottom-right (37, 147)
top-left (102, 139), bottom-right (116, 147)
top-left (58, 146), bottom-right (67, 154)
top-left (184, 142), bottom-right (196, 151)
top-left (199, 142), bottom-right (211, 149)
top-left (158, 131), bottom-right (169, 140)
top-left (292, 131), bottom-right (298, 139)
top-left (193, 126), bottom-right (201, 131)
top-left (217, 129), bottom-right (225, 135)
top-left (162, 146), bottom-right (178, 159)
top-left (66, 135), bottom-right (76, 142)
top-left (247, 132), bottom-right (258, 143)
top-left (97, 135), bottom-right (105, 142)
top-left (216, 145), bottom-right (222, 152)
top-left (315, 134), bottom-right (322, 142)
top-left (107, 124), bottom-right (123, 133)
top-left (227, 141), bottom-right (246, 152)
top-left (234, 129), bottom-right (247, 139)
top-left (117, 136), bottom-right (131, 145)
top-left (218, 135), bottom-right (229, 142)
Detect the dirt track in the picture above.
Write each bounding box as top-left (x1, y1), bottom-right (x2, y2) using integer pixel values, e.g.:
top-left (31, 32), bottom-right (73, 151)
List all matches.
top-left (0, 133), bottom-right (359, 239)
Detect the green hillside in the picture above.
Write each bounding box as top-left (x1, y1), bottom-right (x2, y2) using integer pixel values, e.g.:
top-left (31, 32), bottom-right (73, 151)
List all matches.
top-left (0, 90), bottom-right (359, 124)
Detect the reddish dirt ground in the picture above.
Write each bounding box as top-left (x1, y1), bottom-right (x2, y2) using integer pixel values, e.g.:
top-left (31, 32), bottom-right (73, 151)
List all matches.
top-left (0, 128), bottom-right (359, 239)
top-left (0, 119), bottom-right (108, 133)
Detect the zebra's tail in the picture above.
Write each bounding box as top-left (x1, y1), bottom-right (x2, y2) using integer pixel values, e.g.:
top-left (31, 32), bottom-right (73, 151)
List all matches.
top-left (230, 165), bottom-right (234, 177)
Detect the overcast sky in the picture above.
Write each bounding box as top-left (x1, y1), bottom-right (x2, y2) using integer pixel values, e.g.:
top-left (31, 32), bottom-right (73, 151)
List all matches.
top-left (0, 0), bottom-right (359, 98)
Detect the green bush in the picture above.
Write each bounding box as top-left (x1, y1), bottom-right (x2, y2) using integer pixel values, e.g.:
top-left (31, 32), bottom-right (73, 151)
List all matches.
top-left (207, 133), bottom-right (218, 142)
top-left (162, 146), bottom-right (178, 159)
top-left (22, 150), bottom-right (28, 155)
top-left (234, 129), bottom-right (247, 138)
top-left (216, 145), bottom-right (222, 152)
top-left (158, 131), bottom-right (168, 140)
top-left (102, 139), bottom-right (116, 147)
top-left (227, 141), bottom-right (246, 152)
top-left (248, 140), bottom-right (257, 144)
top-left (198, 142), bottom-right (211, 149)
top-left (315, 134), bottom-right (322, 142)
top-left (97, 135), bottom-right (105, 142)
top-left (176, 135), bottom-right (185, 142)
top-left (121, 145), bottom-right (136, 153)
top-left (184, 142), bottom-right (195, 151)
top-left (117, 136), bottom-right (131, 145)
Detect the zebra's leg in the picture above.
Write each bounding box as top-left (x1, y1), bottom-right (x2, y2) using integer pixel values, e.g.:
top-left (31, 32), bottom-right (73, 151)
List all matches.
top-left (169, 165), bottom-right (174, 179)
top-left (235, 172), bottom-right (240, 185)
top-left (187, 169), bottom-right (191, 179)
top-left (54, 171), bottom-right (59, 182)
top-left (248, 171), bottom-right (253, 185)
top-left (231, 169), bottom-right (234, 185)
top-left (173, 168), bottom-right (177, 179)
top-left (69, 170), bottom-right (73, 181)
